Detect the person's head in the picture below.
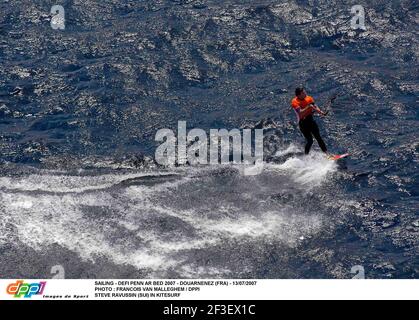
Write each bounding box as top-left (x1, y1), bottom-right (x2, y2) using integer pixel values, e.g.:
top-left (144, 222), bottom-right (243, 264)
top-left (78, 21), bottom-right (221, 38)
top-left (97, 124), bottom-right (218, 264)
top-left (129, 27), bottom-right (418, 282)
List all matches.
top-left (295, 87), bottom-right (307, 99)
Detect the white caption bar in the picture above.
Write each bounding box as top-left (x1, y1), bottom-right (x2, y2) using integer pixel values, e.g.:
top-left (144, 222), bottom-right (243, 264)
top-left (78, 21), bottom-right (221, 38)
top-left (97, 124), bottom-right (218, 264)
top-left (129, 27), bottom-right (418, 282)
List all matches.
top-left (0, 280), bottom-right (417, 300)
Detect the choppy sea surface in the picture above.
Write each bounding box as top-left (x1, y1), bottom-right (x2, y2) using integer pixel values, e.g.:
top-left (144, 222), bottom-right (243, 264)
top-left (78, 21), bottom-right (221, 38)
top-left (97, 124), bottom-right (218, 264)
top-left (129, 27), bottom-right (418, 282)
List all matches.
top-left (0, 0), bottom-right (418, 278)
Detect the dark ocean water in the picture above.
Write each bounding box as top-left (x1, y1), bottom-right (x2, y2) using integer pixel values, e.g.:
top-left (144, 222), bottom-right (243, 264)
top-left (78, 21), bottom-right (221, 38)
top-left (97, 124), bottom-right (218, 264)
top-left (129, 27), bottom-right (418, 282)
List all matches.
top-left (0, 0), bottom-right (418, 278)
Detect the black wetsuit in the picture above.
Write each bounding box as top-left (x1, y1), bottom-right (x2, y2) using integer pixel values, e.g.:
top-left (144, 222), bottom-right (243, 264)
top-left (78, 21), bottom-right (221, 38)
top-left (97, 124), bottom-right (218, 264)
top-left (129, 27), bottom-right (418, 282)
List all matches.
top-left (299, 115), bottom-right (328, 154)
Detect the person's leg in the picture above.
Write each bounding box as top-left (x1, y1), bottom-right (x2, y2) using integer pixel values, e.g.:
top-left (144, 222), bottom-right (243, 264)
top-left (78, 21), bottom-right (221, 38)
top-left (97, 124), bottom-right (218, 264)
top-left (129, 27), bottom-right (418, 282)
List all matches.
top-left (311, 120), bottom-right (328, 153)
top-left (299, 120), bottom-right (314, 154)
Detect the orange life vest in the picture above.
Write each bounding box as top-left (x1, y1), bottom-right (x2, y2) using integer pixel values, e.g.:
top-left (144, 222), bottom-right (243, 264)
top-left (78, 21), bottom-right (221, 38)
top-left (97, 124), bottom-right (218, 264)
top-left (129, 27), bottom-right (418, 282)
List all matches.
top-left (291, 96), bottom-right (315, 121)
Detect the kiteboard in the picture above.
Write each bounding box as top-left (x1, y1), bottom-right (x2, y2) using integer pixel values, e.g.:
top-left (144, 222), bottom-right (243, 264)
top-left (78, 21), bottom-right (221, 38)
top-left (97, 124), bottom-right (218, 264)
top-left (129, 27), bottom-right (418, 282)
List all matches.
top-left (328, 153), bottom-right (350, 161)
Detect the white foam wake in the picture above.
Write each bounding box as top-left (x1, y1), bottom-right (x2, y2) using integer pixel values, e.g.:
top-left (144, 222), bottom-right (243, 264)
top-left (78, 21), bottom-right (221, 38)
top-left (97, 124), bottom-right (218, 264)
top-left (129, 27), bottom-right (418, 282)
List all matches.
top-left (0, 172), bottom-right (176, 193)
top-left (275, 144), bottom-right (302, 157)
top-left (0, 158), bottom-right (337, 277)
top-left (266, 151), bottom-right (338, 188)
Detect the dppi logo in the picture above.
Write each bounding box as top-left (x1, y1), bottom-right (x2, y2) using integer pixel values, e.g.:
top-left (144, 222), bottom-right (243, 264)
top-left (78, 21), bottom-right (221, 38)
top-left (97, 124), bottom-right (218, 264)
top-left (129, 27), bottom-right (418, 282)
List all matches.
top-left (7, 280), bottom-right (46, 298)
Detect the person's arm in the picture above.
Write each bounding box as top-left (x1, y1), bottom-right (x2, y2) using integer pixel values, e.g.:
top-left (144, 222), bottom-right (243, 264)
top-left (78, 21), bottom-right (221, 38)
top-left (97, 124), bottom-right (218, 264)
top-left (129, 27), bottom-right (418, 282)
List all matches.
top-left (294, 105), bottom-right (313, 116)
top-left (301, 105), bottom-right (314, 112)
top-left (292, 98), bottom-right (318, 117)
top-left (311, 104), bottom-right (328, 116)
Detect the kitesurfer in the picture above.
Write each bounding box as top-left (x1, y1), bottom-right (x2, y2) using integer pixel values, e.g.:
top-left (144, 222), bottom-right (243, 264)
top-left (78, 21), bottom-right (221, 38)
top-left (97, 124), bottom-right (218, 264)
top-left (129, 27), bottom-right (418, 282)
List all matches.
top-left (291, 87), bottom-right (329, 155)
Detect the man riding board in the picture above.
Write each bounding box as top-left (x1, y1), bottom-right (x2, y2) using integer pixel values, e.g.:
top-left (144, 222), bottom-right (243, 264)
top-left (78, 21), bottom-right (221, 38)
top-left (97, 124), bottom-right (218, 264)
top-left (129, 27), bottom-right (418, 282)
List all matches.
top-left (291, 87), bottom-right (329, 156)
